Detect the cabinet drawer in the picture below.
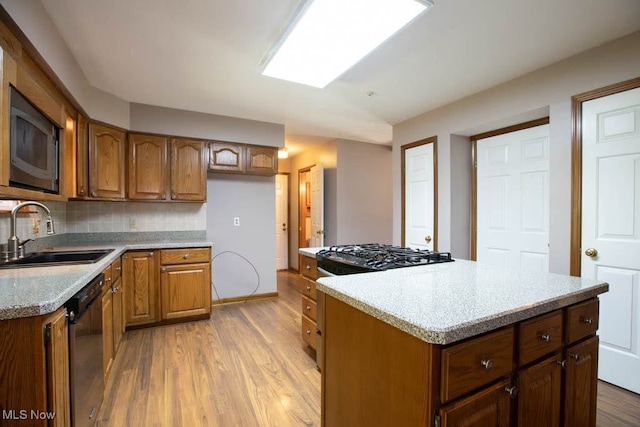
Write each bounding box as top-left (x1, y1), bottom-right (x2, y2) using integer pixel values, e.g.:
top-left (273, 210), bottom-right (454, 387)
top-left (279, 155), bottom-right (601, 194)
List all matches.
top-left (441, 327), bottom-right (514, 402)
top-left (300, 255), bottom-right (319, 280)
top-left (301, 278), bottom-right (317, 301)
top-left (302, 296), bottom-right (317, 322)
top-left (519, 310), bottom-right (563, 366)
top-left (566, 299), bottom-right (599, 344)
top-left (161, 248), bottom-right (211, 265)
top-left (301, 316), bottom-right (317, 350)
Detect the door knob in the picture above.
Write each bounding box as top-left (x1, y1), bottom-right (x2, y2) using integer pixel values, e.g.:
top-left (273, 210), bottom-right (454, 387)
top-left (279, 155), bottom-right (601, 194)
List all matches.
top-left (585, 248), bottom-right (598, 257)
top-left (425, 236), bottom-right (432, 244)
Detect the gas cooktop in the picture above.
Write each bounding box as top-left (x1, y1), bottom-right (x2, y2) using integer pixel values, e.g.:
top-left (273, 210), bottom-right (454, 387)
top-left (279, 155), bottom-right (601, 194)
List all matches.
top-left (316, 243), bottom-right (454, 275)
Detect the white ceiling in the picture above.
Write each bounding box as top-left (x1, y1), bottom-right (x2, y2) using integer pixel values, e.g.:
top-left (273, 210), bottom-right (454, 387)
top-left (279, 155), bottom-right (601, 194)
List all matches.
top-left (40, 0), bottom-right (640, 152)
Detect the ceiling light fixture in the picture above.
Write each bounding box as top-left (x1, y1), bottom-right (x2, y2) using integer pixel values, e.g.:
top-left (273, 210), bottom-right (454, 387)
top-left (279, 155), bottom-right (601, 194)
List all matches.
top-left (262, 0), bottom-right (433, 88)
top-left (278, 147), bottom-right (289, 159)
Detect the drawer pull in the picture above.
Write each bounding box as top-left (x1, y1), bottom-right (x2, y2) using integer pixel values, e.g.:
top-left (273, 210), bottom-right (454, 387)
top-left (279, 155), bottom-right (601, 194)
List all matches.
top-left (504, 385), bottom-right (518, 398)
top-left (183, 254), bottom-right (189, 260)
top-left (306, 329), bottom-right (312, 335)
top-left (306, 305), bottom-right (311, 311)
top-left (480, 359), bottom-right (494, 371)
top-left (305, 265), bottom-right (311, 270)
top-left (580, 316), bottom-right (594, 325)
top-left (557, 360), bottom-right (566, 369)
top-left (540, 334), bottom-right (552, 342)
top-left (569, 352), bottom-right (580, 361)
top-left (115, 266), bottom-right (122, 271)
top-left (306, 286), bottom-right (311, 291)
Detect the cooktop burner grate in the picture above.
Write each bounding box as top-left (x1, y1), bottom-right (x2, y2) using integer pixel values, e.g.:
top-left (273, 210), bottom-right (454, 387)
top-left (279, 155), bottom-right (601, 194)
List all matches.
top-left (316, 243), bottom-right (453, 275)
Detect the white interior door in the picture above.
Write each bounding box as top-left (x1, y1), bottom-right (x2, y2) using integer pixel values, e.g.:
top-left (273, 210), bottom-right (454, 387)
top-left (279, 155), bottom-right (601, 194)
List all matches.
top-left (476, 124), bottom-right (550, 272)
top-left (275, 174), bottom-right (288, 270)
top-left (310, 164), bottom-right (324, 247)
top-left (404, 143), bottom-right (435, 250)
top-left (581, 86), bottom-right (640, 393)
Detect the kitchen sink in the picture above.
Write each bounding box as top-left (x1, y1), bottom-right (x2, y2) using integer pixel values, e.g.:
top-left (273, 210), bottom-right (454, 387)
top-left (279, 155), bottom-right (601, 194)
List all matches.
top-left (0, 249), bottom-right (115, 269)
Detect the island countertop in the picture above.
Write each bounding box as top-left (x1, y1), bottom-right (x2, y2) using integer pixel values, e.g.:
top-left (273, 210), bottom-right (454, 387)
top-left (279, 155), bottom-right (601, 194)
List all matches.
top-left (316, 259), bottom-right (608, 345)
top-left (0, 237), bottom-right (212, 320)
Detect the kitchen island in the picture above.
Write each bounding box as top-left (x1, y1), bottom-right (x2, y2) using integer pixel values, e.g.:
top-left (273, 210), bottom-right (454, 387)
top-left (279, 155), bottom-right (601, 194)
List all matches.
top-left (316, 260), bottom-right (608, 427)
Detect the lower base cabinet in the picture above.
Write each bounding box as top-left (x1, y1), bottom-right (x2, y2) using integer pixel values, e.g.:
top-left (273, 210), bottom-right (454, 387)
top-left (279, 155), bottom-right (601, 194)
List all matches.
top-left (0, 307), bottom-right (70, 427)
top-left (125, 247), bottom-right (212, 328)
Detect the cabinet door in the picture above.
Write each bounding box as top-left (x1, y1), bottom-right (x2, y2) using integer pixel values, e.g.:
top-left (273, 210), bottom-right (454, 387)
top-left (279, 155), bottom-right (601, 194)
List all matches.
top-left (102, 290), bottom-right (114, 380)
top-left (517, 355), bottom-right (562, 427)
top-left (128, 133), bottom-right (168, 200)
top-left (88, 122), bottom-right (126, 199)
top-left (112, 276), bottom-right (123, 354)
top-left (160, 262), bottom-right (211, 320)
top-left (564, 336), bottom-right (599, 427)
top-left (45, 307), bottom-right (71, 427)
top-left (124, 251), bottom-right (159, 326)
top-left (170, 138), bottom-right (207, 201)
top-left (208, 141), bottom-right (245, 173)
top-left (439, 379), bottom-right (511, 427)
top-left (246, 145), bottom-right (278, 175)
top-left (76, 114), bottom-right (89, 198)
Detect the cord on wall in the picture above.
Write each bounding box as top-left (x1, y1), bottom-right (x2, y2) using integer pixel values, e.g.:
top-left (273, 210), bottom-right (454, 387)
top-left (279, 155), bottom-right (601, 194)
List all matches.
top-left (211, 251), bottom-right (261, 303)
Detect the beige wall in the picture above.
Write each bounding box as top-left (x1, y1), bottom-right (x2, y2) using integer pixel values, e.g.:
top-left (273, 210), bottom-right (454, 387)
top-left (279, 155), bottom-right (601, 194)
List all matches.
top-left (393, 31), bottom-right (640, 274)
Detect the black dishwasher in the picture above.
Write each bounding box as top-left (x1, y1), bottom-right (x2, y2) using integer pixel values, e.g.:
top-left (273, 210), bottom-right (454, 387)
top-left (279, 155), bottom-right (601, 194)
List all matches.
top-left (65, 273), bottom-right (104, 427)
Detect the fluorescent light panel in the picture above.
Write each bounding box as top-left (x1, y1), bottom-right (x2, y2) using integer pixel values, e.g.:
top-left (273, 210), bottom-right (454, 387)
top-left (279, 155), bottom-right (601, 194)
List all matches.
top-left (262, 0), bottom-right (431, 88)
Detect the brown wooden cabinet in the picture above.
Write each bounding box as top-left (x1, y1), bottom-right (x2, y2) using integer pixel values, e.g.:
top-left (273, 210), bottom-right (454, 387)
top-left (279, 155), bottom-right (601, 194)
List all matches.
top-left (208, 141), bottom-right (278, 176)
top-left (208, 141), bottom-right (245, 173)
top-left (246, 145), bottom-right (278, 175)
top-left (321, 294), bottom-right (602, 427)
top-left (160, 248), bottom-right (212, 320)
top-left (170, 138), bottom-right (207, 201)
top-left (300, 254), bottom-right (319, 351)
top-left (0, 306), bottom-right (70, 427)
top-left (128, 133), bottom-right (169, 200)
top-left (76, 114), bottom-right (89, 198)
top-left (124, 250), bottom-right (159, 326)
top-left (88, 122), bottom-right (126, 199)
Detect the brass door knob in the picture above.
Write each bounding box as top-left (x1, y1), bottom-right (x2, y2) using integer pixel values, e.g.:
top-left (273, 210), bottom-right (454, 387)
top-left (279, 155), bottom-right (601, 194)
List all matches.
top-left (585, 248), bottom-right (598, 257)
top-left (425, 236), bottom-right (432, 244)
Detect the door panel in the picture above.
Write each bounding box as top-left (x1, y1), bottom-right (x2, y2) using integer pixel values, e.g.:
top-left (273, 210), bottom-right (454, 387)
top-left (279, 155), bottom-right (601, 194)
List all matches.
top-left (275, 174), bottom-right (288, 269)
top-left (477, 124), bottom-right (550, 272)
top-left (404, 142), bottom-right (435, 250)
top-left (310, 164), bottom-right (324, 247)
top-left (581, 86), bottom-right (640, 393)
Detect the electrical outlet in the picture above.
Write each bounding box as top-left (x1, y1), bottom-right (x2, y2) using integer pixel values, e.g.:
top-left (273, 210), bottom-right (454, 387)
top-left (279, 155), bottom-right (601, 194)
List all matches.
top-left (130, 217), bottom-right (137, 229)
top-left (233, 217), bottom-right (240, 226)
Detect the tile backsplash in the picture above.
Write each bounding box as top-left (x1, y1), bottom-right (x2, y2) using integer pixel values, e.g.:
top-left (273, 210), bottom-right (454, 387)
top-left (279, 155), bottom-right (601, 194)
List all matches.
top-left (0, 201), bottom-right (207, 244)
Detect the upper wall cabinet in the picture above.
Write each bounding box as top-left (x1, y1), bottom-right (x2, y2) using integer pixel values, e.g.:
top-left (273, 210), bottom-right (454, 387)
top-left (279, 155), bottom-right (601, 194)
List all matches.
top-left (128, 133), bottom-right (169, 200)
top-left (208, 141), bottom-right (245, 173)
top-left (88, 122), bottom-right (126, 199)
top-left (76, 114), bottom-right (89, 198)
top-left (170, 138), bottom-right (207, 201)
top-left (208, 141), bottom-right (278, 176)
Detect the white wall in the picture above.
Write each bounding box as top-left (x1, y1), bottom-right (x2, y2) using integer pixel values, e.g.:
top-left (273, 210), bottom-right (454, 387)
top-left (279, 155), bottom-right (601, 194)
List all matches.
top-left (206, 175), bottom-right (276, 300)
top-left (336, 140), bottom-right (392, 244)
top-left (393, 31), bottom-right (640, 274)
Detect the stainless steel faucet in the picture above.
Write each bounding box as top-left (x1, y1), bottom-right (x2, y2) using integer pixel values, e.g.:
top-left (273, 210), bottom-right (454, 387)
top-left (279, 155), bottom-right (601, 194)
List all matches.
top-left (6, 201), bottom-right (55, 261)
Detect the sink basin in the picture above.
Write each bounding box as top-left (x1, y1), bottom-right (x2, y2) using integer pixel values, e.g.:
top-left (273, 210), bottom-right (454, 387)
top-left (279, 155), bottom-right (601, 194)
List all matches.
top-left (0, 249), bottom-right (114, 269)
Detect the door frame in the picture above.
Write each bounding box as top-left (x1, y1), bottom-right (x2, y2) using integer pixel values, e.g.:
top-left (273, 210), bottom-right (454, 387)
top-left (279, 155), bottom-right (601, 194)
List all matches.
top-left (400, 136), bottom-right (438, 248)
top-left (298, 166), bottom-right (313, 252)
top-left (469, 117), bottom-right (550, 260)
top-left (570, 76), bottom-right (640, 276)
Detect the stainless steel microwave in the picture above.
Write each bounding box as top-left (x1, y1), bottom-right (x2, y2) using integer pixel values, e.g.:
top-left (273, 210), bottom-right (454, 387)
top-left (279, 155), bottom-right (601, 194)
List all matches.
top-left (9, 86), bottom-right (59, 194)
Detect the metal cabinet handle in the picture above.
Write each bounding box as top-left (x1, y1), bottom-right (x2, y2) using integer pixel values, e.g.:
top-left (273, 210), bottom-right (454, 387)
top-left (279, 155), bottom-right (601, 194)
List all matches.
top-left (557, 360), bottom-right (566, 369)
top-left (305, 330), bottom-right (312, 335)
top-left (91, 191), bottom-right (97, 197)
top-left (149, 252), bottom-right (154, 257)
top-left (305, 265), bottom-right (311, 270)
top-left (183, 254), bottom-right (189, 260)
top-left (171, 192), bottom-right (176, 200)
top-left (161, 267), bottom-right (167, 273)
top-left (306, 286), bottom-right (311, 291)
top-left (569, 352), bottom-right (580, 361)
top-left (580, 316), bottom-right (594, 325)
top-left (541, 334), bottom-right (552, 342)
top-left (78, 189), bottom-right (85, 196)
top-left (306, 305), bottom-right (311, 311)
top-left (504, 385), bottom-right (518, 398)
top-left (481, 359), bottom-right (494, 371)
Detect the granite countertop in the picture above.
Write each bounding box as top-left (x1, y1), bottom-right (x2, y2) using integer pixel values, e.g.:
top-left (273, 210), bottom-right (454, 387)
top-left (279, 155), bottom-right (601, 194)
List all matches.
top-left (316, 259), bottom-right (608, 345)
top-left (298, 247), bottom-right (329, 257)
top-left (0, 234), bottom-right (212, 320)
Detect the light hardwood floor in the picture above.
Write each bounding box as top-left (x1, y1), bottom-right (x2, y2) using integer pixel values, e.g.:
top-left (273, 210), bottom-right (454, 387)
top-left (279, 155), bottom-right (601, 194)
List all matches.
top-left (98, 271), bottom-right (640, 426)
